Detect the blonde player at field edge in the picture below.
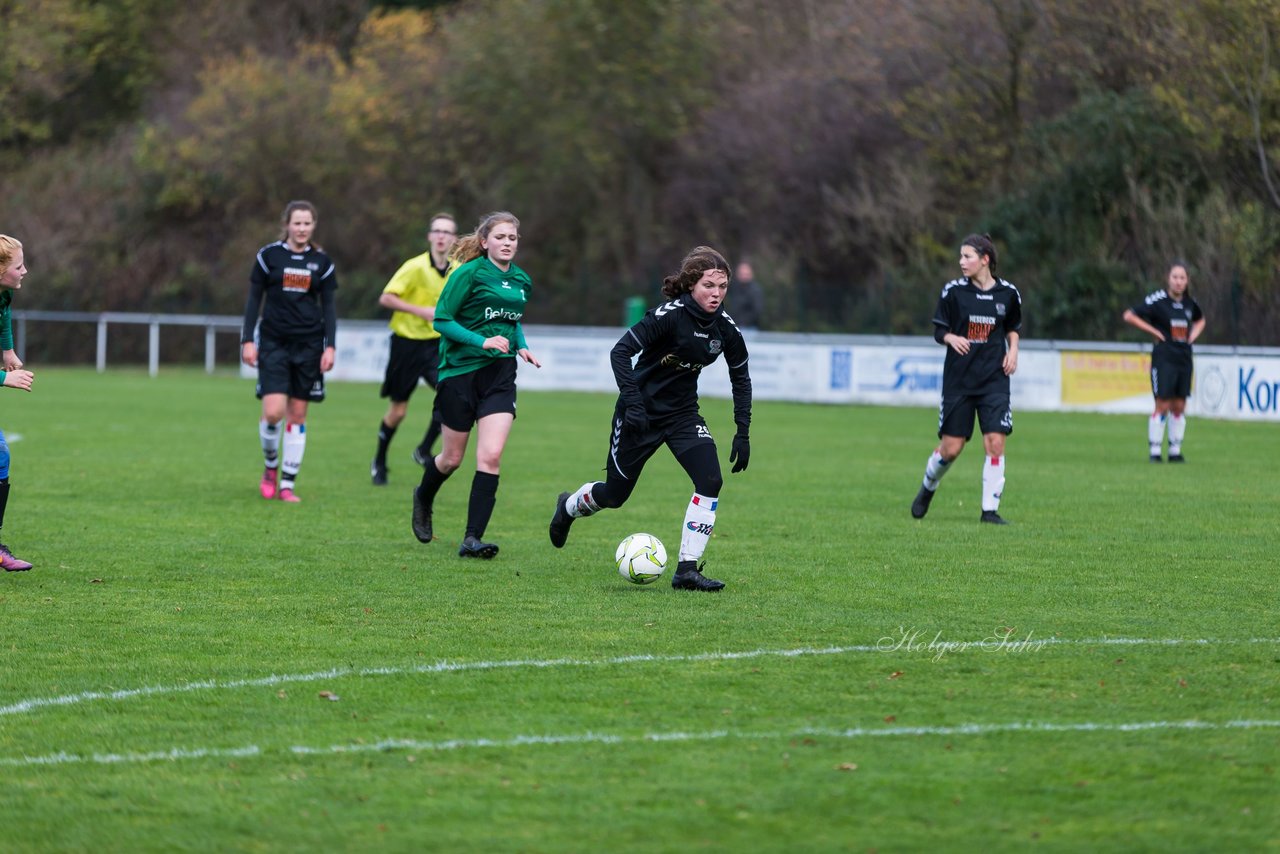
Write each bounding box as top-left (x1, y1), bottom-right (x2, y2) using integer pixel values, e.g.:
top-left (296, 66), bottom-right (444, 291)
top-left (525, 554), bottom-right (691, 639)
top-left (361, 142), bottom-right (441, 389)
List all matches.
top-left (0, 235), bottom-right (37, 570)
top-left (370, 213), bottom-right (458, 485)
top-left (911, 233), bottom-right (1022, 524)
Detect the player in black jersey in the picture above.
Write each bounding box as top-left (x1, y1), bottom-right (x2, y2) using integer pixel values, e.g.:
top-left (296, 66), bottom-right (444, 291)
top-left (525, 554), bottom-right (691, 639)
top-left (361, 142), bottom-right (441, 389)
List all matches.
top-left (1122, 262), bottom-right (1205, 462)
top-left (240, 201), bottom-right (338, 503)
top-left (911, 234), bottom-right (1022, 524)
top-left (548, 246), bottom-right (752, 592)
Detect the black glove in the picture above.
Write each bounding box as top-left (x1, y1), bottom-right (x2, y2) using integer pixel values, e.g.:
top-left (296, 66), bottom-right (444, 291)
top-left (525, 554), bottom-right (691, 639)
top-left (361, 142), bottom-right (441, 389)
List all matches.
top-left (729, 432), bottom-right (750, 473)
top-left (623, 405), bottom-right (649, 434)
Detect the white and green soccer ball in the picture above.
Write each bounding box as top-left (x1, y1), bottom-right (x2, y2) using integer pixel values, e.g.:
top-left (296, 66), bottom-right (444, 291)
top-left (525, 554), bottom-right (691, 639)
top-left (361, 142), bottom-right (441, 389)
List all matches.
top-left (615, 533), bottom-right (667, 585)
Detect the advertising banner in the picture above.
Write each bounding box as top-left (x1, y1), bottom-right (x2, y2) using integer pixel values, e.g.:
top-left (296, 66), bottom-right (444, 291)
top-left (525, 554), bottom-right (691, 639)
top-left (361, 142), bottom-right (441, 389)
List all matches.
top-left (1060, 350), bottom-right (1152, 412)
top-left (275, 324), bottom-right (1278, 421)
top-left (1189, 354), bottom-right (1280, 421)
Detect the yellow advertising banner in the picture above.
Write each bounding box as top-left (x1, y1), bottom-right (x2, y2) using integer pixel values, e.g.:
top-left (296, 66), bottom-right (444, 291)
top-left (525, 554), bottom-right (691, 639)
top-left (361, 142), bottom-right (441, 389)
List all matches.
top-left (1061, 351), bottom-right (1151, 405)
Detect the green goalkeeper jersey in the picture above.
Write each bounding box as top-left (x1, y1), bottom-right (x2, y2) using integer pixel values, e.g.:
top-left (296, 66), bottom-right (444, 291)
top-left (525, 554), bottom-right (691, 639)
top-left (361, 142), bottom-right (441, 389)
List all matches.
top-left (433, 255), bottom-right (531, 382)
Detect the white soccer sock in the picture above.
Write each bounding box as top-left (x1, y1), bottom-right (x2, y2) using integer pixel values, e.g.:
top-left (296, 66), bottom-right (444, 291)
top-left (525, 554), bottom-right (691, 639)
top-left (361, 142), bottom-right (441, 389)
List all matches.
top-left (280, 422), bottom-right (306, 489)
top-left (982, 455), bottom-right (1005, 512)
top-left (260, 419), bottom-right (281, 467)
top-left (678, 493), bottom-right (717, 563)
top-left (567, 482), bottom-right (602, 518)
top-left (1148, 413), bottom-right (1166, 456)
top-left (1168, 414), bottom-right (1186, 453)
top-left (923, 450), bottom-right (951, 491)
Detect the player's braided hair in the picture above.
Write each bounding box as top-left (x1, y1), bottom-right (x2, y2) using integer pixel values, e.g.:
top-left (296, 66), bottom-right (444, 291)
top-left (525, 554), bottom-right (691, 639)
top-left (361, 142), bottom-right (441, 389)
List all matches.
top-left (661, 246), bottom-right (732, 299)
top-left (960, 233), bottom-right (998, 274)
top-left (0, 235), bottom-right (22, 275)
top-left (451, 211), bottom-right (520, 265)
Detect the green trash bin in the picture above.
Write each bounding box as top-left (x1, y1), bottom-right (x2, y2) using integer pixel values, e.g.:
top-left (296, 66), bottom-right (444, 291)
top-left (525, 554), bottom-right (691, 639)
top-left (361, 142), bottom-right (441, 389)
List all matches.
top-left (624, 296), bottom-right (646, 327)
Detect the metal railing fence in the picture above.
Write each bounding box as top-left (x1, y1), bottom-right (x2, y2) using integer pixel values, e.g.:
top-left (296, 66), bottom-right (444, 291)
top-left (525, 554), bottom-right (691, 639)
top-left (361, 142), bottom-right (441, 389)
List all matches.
top-left (12, 310), bottom-right (243, 376)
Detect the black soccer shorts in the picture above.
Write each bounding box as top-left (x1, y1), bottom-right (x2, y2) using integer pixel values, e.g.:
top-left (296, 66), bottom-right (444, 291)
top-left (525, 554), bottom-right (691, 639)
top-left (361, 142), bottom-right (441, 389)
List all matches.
top-left (256, 335), bottom-right (325, 402)
top-left (938, 391), bottom-right (1012, 440)
top-left (1150, 355), bottom-right (1194, 400)
top-left (436, 358), bottom-right (518, 431)
top-left (380, 335), bottom-right (441, 401)
top-left (606, 405), bottom-right (717, 482)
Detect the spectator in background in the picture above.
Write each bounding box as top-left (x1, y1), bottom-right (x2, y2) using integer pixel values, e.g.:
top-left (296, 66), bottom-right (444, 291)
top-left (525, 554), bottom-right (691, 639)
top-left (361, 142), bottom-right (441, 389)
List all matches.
top-left (370, 213), bottom-right (458, 486)
top-left (240, 200), bottom-right (338, 503)
top-left (731, 259), bottom-right (765, 332)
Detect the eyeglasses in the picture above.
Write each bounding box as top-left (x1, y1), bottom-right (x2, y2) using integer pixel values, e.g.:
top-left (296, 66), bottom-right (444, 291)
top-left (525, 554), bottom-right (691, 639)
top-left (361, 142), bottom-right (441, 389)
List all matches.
top-left (429, 229), bottom-right (456, 236)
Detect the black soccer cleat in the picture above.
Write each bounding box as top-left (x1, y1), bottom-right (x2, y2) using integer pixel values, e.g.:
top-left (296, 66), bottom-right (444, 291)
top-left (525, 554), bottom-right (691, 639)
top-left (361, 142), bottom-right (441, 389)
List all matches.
top-left (458, 535), bottom-right (499, 559)
top-left (548, 491), bottom-right (574, 548)
top-left (412, 487), bottom-right (433, 543)
top-left (371, 459), bottom-right (388, 486)
top-left (980, 510), bottom-right (1009, 525)
top-left (911, 484), bottom-right (935, 519)
top-left (671, 560), bottom-right (725, 592)
top-left (1168, 453), bottom-right (1185, 463)
top-left (412, 447), bottom-right (430, 467)
top-left (1150, 453), bottom-right (1163, 463)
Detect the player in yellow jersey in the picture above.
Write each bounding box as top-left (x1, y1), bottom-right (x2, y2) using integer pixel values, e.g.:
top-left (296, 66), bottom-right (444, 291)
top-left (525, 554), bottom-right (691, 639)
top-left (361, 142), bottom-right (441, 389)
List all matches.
top-left (371, 214), bottom-right (458, 485)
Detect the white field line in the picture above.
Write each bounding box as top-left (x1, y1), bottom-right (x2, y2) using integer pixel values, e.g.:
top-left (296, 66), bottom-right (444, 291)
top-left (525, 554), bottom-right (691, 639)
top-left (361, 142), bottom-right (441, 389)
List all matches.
top-left (3, 635), bottom-right (1279, 719)
top-left (3, 719), bottom-right (1279, 768)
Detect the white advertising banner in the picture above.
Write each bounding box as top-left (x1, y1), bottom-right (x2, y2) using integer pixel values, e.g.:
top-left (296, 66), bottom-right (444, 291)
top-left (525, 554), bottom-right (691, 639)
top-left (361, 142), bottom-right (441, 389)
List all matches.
top-left (251, 323), bottom-right (1278, 421)
top-left (1189, 354), bottom-right (1280, 421)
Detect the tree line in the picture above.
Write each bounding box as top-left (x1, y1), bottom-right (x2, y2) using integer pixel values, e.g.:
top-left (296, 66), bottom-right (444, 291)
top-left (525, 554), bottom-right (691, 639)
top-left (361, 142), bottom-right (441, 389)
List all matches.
top-left (1, 0), bottom-right (1278, 356)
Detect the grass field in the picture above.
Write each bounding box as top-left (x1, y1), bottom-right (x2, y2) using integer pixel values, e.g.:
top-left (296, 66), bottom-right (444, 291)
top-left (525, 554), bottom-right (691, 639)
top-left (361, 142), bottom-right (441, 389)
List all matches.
top-left (1, 368), bottom-right (1277, 852)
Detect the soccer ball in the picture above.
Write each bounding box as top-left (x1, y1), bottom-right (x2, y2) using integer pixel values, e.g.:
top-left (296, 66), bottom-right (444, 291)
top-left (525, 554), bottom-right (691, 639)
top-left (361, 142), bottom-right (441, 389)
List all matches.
top-left (615, 533), bottom-right (667, 585)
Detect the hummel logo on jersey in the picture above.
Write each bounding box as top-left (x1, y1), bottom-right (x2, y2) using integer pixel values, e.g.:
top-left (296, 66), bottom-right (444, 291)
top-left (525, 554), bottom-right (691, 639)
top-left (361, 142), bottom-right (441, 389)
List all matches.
top-left (975, 293), bottom-right (993, 300)
top-left (694, 331), bottom-right (709, 338)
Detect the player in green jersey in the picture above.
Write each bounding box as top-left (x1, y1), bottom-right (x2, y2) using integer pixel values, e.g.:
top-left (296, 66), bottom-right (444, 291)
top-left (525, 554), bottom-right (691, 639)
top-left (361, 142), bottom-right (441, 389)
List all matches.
top-left (411, 212), bottom-right (541, 558)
